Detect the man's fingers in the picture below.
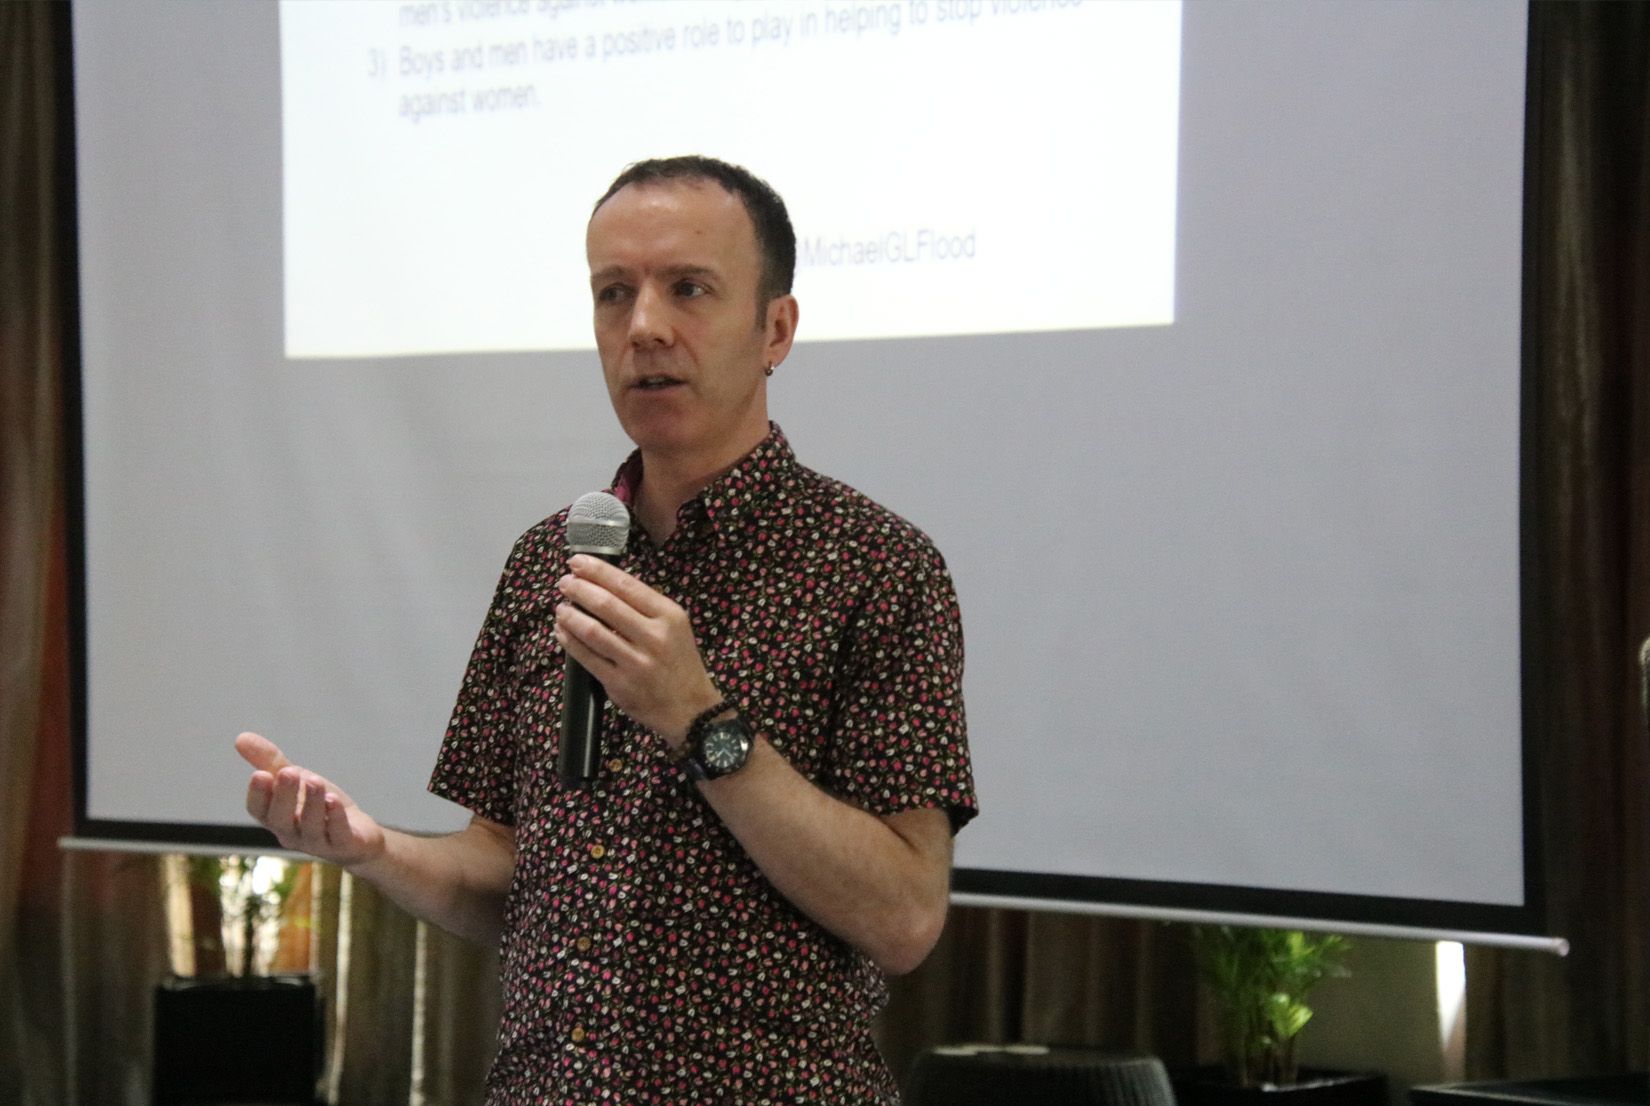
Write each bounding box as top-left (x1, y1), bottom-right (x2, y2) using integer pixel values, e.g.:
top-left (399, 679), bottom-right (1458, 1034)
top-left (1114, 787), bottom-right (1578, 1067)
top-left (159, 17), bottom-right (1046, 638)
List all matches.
top-left (240, 733), bottom-right (300, 835)
top-left (558, 570), bottom-right (655, 639)
top-left (267, 766), bottom-right (306, 829)
top-left (296, 776), bottom-right (328, 841)
top-left (240, 743), bottom-right (381, 866)
top-left (322, 793), bottom-right (349, 847)
top-left (245, 771), bottom-right (276, 823)
top-left (559, 568), bottom-right (686, 658)
top-left (555, 601), bottom-right (636, 671)
top-left (567, 555), bottom-right (670, 616)
top-left (235, 731), bottom-right (290, 773)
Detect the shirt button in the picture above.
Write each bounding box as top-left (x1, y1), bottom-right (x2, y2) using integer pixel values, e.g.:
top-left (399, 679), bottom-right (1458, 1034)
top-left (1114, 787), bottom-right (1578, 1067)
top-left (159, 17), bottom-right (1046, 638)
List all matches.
top-left (575, 936), bottom-right (593, 952)
top-left (570, 1025), bottom-right (587, 1043)
top-left (606, 758), bottom-right (624, 773)
top-left (589, 844), bottom-right (607, 860)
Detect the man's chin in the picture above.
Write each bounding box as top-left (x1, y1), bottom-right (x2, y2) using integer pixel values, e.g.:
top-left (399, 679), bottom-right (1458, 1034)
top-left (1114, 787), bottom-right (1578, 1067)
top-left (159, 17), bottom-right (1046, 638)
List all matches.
top-left (617, 416), bottom-right (698, 458)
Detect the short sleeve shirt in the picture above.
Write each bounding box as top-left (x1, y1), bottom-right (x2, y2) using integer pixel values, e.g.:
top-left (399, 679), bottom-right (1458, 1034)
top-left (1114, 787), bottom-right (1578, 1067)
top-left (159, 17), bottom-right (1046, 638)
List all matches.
top-left (430, 425), bottom-right (977, 1105)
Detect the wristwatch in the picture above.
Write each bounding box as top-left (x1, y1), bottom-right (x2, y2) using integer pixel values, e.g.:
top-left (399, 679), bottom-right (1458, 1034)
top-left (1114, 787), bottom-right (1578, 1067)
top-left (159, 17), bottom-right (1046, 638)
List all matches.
top-left (683, 713), bottom-right (753, 782)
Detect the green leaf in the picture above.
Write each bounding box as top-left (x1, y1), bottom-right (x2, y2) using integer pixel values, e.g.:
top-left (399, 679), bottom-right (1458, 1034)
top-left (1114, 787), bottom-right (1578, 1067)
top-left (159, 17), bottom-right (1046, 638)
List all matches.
top-left (1190, 924), bottom-right (1350, 1084)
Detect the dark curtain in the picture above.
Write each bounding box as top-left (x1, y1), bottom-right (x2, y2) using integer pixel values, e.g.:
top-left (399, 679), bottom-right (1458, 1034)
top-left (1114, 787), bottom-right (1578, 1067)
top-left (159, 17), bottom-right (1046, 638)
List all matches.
top-left (4, 4), bottom-right (1647, 1104)
top-left (1464, 1), bottom-right (1650, 1079)
top-left (2, 6), bottom-right (173, 1106)
top-left (878, 908), bottom-right (1200, 1083)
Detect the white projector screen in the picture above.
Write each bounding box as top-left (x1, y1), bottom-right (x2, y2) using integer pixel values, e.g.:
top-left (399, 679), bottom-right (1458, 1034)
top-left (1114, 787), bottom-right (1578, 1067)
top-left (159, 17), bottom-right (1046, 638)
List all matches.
top-left (69, 0), bottom-right (1540, 939)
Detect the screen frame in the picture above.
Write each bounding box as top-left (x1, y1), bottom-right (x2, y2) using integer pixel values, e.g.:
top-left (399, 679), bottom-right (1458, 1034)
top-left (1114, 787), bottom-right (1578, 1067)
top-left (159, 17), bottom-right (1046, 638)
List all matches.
top-left (58, 0), bottom-right (1552, 941)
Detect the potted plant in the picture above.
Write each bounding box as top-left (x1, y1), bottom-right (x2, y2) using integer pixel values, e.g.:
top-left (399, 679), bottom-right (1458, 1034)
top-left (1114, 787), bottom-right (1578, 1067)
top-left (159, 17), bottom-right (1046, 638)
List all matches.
top-left (173, 854), bottom-right (305, 976)
top-left (154, 854), bottom-right (321, 1106)
top-left (1173, 925), bottom-right (1384, 1106)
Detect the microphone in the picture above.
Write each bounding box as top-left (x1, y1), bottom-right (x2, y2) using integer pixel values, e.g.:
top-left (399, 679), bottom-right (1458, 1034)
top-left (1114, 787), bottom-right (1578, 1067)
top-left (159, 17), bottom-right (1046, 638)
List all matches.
top-left (558, 490), bottom-right (632, 789)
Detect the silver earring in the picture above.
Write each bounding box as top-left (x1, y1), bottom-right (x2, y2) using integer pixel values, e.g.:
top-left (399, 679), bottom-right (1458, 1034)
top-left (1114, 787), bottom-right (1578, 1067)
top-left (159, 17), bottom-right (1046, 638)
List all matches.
top-left (764, 364), bottom-right (774, 377)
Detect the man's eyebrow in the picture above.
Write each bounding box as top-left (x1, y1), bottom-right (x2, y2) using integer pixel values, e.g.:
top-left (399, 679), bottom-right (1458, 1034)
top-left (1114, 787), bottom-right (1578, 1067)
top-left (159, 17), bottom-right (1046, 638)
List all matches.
top-left (589, 263), bottom-right (720, 287)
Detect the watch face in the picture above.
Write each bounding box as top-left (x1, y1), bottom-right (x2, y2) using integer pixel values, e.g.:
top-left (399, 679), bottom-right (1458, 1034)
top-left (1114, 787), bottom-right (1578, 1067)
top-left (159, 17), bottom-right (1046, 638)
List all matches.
top-left (700, 723), bottom-right (750, 775)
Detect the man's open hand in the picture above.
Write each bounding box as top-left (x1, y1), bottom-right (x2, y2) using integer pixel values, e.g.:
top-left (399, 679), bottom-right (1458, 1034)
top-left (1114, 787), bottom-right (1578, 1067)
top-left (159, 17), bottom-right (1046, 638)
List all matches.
top-left (236, 731), bottom-right (386, 867)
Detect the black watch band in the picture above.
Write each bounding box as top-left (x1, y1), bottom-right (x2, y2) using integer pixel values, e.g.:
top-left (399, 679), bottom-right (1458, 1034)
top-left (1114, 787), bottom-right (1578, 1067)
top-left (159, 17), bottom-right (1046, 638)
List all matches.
top-left (667, 698), bottom-right (731, 766)
top-left (681, 698), bottom-right (733, 751)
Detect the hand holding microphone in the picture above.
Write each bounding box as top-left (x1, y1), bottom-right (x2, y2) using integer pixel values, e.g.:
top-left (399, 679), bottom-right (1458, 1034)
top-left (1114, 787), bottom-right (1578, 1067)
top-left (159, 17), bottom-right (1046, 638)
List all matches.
top-left (555, 495), bottom-right (727, 784)
top-left (557, 491), bottom-right (631, 788)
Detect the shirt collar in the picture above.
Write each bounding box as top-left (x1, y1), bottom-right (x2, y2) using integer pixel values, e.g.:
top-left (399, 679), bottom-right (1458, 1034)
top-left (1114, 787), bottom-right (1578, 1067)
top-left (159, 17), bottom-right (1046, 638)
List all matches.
top-left (609, 422), bottom-right (796, 539)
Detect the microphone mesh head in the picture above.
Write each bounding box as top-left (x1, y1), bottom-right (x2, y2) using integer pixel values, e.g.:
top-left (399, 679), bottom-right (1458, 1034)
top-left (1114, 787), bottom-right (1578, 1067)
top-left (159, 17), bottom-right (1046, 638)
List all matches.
top-left (566, 491), bottom-right (631, 556)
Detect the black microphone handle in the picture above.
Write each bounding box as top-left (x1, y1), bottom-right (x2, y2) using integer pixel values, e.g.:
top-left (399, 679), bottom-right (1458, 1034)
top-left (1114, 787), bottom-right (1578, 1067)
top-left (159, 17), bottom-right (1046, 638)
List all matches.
top-left (558, 653), bottom-right (604, 789)
top-left (557, 547), bottom-right (621, 790)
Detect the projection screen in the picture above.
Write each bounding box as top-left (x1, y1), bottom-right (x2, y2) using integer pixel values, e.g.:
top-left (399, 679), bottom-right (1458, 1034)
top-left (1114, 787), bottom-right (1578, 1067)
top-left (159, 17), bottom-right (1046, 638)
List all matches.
top-left (68, 0), bottom-right (1545, 942)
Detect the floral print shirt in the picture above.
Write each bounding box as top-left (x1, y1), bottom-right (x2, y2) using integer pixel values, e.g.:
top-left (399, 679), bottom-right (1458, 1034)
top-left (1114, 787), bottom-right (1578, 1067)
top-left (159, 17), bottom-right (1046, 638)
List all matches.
top-left (431, 425), bottom-right (977, 1105)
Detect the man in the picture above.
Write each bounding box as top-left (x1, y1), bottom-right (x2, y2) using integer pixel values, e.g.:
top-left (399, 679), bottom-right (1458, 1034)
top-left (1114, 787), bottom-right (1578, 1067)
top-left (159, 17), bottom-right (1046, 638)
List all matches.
top-left (238, 156), bottom-right (976, 1103)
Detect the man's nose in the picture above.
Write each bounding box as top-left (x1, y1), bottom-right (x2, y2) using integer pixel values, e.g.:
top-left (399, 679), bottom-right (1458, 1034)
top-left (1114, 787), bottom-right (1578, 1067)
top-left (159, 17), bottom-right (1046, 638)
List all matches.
top-left (627, 283), bottom-right (671, 347)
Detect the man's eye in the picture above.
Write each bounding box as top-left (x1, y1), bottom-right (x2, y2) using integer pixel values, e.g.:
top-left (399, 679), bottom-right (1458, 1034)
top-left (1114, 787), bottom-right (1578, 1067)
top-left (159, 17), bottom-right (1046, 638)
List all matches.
top-left (595, 285), bottom-right (630, 305)
top-left (674, 280), bottom-right (706, 298)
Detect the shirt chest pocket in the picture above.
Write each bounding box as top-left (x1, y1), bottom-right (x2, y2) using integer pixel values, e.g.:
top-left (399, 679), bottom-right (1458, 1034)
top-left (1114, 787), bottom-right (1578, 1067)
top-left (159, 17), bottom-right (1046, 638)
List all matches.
top-left (507, 621), bottom-right (565, 734)
top-left (513, 617), bottom-right (561, 674)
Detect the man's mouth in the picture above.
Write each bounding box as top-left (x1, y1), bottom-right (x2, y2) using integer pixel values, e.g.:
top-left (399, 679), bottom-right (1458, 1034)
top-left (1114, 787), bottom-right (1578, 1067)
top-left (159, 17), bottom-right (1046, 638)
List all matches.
top-left (633, 374), bottom-right (684, 391)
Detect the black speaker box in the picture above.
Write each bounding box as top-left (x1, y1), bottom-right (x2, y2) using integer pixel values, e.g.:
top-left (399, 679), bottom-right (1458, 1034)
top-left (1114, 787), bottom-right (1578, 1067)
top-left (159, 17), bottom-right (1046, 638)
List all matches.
top-left (152, 975), bottom-right (320, 1106)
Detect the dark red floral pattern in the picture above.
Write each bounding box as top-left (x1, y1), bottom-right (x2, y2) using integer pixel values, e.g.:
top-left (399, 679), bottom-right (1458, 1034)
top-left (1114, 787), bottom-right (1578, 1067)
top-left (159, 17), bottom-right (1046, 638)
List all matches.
top-left (431, 425), bottom-right (976, 1105)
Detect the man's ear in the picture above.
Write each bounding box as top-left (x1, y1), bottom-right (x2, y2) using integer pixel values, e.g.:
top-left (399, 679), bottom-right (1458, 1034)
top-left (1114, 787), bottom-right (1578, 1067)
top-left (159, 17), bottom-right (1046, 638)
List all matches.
top-left (763, 294), bottom-right (800, 368)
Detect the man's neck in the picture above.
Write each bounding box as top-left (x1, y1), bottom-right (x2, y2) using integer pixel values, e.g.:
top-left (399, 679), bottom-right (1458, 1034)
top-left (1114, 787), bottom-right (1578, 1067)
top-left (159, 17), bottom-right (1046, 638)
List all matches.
top-left (634, 466), bottom-right (701, 544)
top-left (633, 432), bottom-right (766, 543)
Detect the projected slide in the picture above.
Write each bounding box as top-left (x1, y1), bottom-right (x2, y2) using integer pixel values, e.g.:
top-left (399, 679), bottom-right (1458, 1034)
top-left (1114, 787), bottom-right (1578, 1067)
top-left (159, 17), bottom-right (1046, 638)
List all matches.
top-left (279, 0), bottom-right (1182, 358)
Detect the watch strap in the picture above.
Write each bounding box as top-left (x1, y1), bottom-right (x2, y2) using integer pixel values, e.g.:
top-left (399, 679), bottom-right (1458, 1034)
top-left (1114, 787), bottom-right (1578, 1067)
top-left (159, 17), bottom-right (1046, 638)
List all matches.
top-left (669, 697), bottom-right (733, 764)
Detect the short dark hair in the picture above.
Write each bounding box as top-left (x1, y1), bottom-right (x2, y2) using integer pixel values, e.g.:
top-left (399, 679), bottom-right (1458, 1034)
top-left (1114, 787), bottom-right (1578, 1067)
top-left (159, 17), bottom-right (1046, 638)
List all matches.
top-left (593, 156), bottom-right (797, 314)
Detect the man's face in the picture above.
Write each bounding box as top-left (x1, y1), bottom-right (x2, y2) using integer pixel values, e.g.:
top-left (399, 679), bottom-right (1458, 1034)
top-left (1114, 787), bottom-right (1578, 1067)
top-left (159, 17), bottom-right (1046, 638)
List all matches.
top-left (586, 180), bottom-right (795, 471)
